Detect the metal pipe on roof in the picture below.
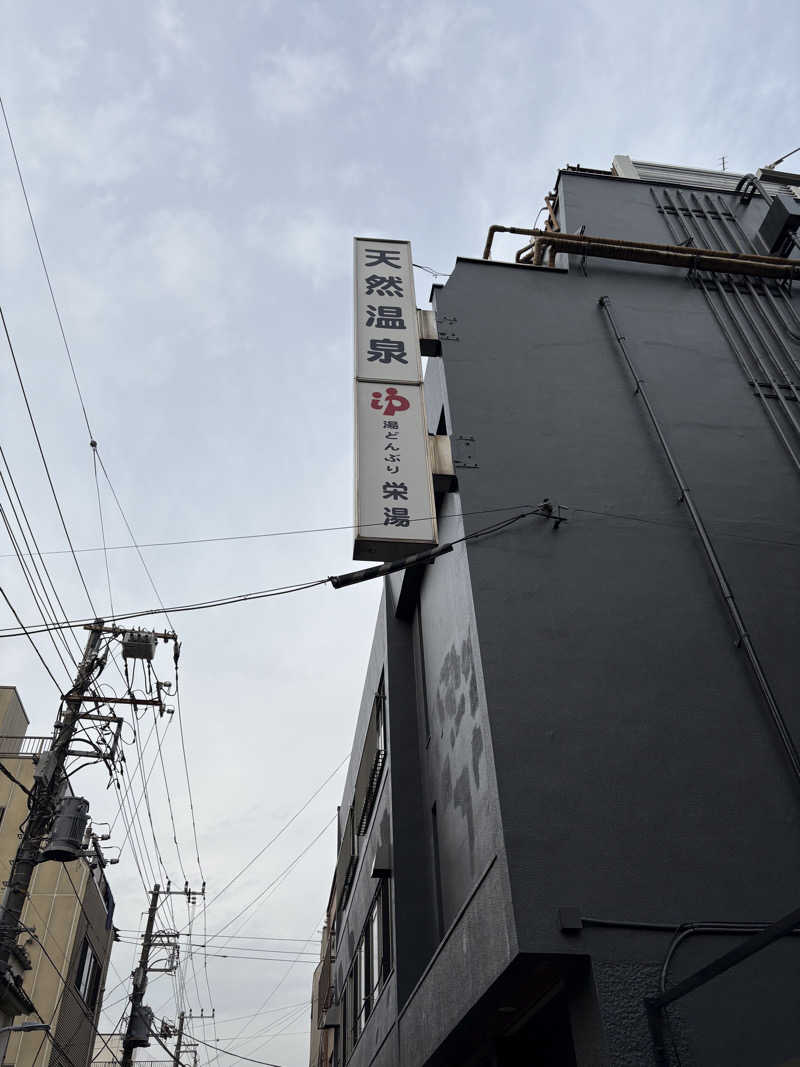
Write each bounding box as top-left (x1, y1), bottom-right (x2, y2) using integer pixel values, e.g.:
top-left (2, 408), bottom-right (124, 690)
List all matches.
top-left (482, 225), bottom-right (800, 279)
top-left (734, 173), bottom-right (773, 205)
top-left (530, 231), bottom-right (800, 281)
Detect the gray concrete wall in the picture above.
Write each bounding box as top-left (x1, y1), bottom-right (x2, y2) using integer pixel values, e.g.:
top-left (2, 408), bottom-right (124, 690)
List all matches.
top-left (430, 169), bottom-right (800, 1064)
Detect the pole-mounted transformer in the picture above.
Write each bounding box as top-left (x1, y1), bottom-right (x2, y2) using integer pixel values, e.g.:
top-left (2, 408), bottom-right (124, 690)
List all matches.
top-left (41, 796), bottom-right (90, 863)
top-left (122, 629), bottom-right (157, 661)
top-left (123, 1004), bottom-right (154, 1051)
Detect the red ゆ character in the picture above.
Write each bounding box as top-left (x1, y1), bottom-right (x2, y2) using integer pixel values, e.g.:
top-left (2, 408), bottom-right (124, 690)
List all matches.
top-left (371, 387), bottom-right (410, 417)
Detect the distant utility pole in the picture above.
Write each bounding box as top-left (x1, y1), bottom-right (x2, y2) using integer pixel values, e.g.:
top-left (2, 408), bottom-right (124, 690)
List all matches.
top-left (122, 881), bottom-right (203, 1065)
top-left (173, 1010), bottom-right (185, 1067)
top-left (720, 155), bottom-right (728, 171)
top-left (0, 621), bottom-right (106, 1048)
top-left (122, 883), bottom-right (161, 1067)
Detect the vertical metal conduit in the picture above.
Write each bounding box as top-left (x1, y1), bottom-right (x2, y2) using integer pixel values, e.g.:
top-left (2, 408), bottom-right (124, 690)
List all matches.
top-left (712, 194), bottom-right (800, 342)
top-left (597, 295), bottom-right (800, 788)
top-left (678, 190), bottom-right (800, 404)
top-left (651, 187), bottom-right (800, 473)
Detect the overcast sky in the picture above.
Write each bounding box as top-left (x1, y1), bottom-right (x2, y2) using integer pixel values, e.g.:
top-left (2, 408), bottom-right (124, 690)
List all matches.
top-left (1, 2), bottom-right (796, 1064)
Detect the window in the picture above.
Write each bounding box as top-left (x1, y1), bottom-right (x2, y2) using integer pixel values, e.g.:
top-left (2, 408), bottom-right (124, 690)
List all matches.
top-left (356, 940), bottom-right (367, 1037)
top-left (75, 937), bottom-right (102, 1009)
top-left (340, 881), bottom-right (393, 1061)
top-left (369, 905), bottom-right (380, 997)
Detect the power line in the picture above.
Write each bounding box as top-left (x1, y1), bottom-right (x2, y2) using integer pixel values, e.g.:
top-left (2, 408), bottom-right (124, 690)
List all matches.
top-left (0, 503), bottom-right (536, 560)
top-left (2, 96), bottom-right (201, 1033)
top-left (1, 305), bottom-right (99, 614)
top-left (116, 933), bottom-right (321, 944)
top-left (0, 497), bottom-right (74, 681)
top-left (182, 1032), bottom-right (288, 1066)
top-left (0, 507), bottom-right (544, 639)
top-left (199, 755), bottom-right (348, 920)
top-left (92, 446), bottom-right (116, 620)
top-left (202, 815), bottom-right (336, 942)
top-left (220, 920), bottom-right (320, 1055)
top-left (0, 577), bottom-right (330, 637)
top-left (0, 584), bottom-right (63, 688)
top-left (0, 95), bottom-right (94, 440)
top-left (0, 444), bottom-right (84, 666)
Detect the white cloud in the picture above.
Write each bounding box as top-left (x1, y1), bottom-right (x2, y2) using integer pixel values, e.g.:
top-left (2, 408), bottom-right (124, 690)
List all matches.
top-left (27, 90), bottom-right (153, 188)
top-left (166, 106), bottom-right (227, 184)
top-left (152, 0), bottom-right (193, 77)
top-left (251, 47), bottom-right (349, 120)
top-left (371, 0), bottom-right (486, 82)
top-left (246, 206), bottom-right (353, 287)
top-left (142, 208), bottom-right (231, 314)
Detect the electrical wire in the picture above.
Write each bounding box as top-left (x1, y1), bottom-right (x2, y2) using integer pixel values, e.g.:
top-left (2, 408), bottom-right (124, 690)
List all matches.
top-left (0, 498), bottom-right (74, 680)
top-left (1, 306), bottom-right (100, 616)
top-left (0, 95), bottom-right (94, 441)
top-left (0, 502), bottom-right (541, 560)
top-left (92, 447), bottom-right (116, 621)
top-left (182, 1032), bottom-right (288, 1065)
top-left (2, 97), bottom-right (200, 1039)
top-left (0, 450), bottom-right (83, 667)
top-left (220, 920), bottom-right (321, 1058)
top-left (5, 498), bottom-right (800, 642)
top-left (198, 754), bottom-right (348, 919)
top-left (204, 815), bottom-right (336, 942)
top-left (0, 584), bottom-right (63, 688)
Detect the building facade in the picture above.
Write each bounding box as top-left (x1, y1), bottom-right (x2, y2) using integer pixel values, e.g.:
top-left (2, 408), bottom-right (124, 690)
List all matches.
top-left (0, 687), bottom-right (116, 1067)
top-left (310, 158), bottom-right (800, 1065)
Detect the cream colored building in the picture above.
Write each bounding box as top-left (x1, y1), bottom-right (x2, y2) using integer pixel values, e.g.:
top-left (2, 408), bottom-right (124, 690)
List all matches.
top-left (0, 687), bottom-right (115, 1067)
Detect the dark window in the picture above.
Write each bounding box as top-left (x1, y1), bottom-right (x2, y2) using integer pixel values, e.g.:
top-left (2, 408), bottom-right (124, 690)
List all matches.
top-left (431, 803), bottom-right (444, 938)
top-left (412, 604), bottom-right (430, 743)
top-left (75, 937), bottom-right (102, 1009)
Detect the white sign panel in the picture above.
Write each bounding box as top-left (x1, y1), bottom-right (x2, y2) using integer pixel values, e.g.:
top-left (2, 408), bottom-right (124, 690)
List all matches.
top-left (354, 238), bottom-right (423, 385)
top-left (353, 237), bottom-right (437, 561)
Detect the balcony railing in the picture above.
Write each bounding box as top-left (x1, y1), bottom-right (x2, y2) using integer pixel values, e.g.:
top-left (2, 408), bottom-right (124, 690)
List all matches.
top-left (0, 735), bottom-right (50, 757)
top-left (333, 806), bottom-right (356, 916)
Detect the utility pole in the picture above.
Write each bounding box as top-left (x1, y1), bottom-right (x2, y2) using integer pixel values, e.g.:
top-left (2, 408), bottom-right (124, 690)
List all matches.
top-left (0, 620), bottom-right (106, 1045)
top-left (123, 880), bottom-right (201, 1064)
top-left (122, 883), bottom-right (160, 1067)
top-left (173, 1010), bottom-right (185, 1067)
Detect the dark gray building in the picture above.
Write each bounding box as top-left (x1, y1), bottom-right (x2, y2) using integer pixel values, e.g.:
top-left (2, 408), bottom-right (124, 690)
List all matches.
top-left (311, 157), bottom-right (800, 1066)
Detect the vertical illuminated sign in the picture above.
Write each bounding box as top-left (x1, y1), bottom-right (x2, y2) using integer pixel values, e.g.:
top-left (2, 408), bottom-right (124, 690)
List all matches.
top-left (353, 238), bottom-right (437, 561)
